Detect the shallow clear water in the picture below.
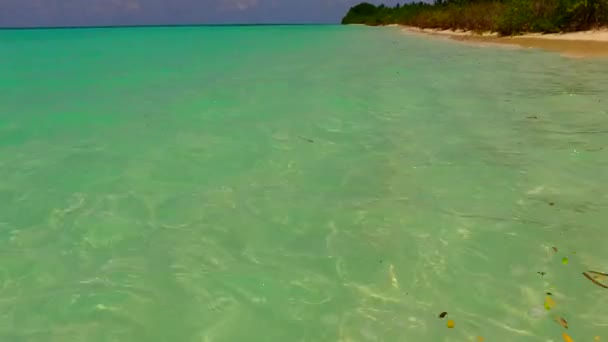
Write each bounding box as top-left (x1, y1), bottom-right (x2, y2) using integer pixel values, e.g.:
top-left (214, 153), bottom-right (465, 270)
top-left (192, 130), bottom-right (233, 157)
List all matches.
top-left (1, 25), bottom-right (608, 341)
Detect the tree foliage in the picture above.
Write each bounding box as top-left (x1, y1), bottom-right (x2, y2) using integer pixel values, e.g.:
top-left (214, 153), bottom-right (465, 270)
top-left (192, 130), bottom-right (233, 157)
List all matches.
top-left (341, 0), bottom-right (608, 35)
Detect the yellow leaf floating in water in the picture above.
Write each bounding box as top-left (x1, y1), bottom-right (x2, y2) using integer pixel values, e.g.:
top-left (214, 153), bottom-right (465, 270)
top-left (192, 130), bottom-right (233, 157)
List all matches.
top-left (477, 336), bottom-right (484, 342)
top-left (446, 320), bottom-right (455, 328)
top-left (562, 257), bottom-right (569, 265)
top-left (594, 336), bottom-right (600, 341)
top-left (545, 296), bottom-right (556, 310)
top-left (562, 332), bottom-right (574, 342)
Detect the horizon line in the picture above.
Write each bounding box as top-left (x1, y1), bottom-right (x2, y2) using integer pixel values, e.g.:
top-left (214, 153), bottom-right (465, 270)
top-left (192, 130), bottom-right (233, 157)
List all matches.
top-left (0, 23), bottom-right (339, 31)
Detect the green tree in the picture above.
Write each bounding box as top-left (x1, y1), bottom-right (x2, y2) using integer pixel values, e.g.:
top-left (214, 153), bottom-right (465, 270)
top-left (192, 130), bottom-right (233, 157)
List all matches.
top-left (341, 0), bottom-right (608, 34)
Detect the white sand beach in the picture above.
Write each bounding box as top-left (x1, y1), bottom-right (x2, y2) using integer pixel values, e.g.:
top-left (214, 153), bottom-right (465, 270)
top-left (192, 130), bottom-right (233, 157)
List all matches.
top-left (401, 26), bottom-right (608, 57)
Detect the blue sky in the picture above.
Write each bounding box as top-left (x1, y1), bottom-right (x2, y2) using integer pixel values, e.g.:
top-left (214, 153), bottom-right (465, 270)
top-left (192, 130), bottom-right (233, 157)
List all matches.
top-left (0, 0), bottom-right (401, 27)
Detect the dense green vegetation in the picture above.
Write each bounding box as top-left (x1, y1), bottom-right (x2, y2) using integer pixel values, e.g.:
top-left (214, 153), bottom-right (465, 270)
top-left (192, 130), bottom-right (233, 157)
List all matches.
top-left (341, 0), bottom-right (608, 35)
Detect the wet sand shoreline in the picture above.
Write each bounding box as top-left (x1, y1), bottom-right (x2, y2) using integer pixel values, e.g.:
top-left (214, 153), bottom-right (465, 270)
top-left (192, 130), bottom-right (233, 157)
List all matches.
top-left (400, 26), bottom-right (608, 58)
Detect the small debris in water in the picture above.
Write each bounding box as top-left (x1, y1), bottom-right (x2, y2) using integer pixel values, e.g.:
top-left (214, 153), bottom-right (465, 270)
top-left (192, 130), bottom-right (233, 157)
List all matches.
top-left (562, 332), bottom-right (574, 342)
top-left (549, 202), bottom-right (555, 206)
top-left (446, 319), bottom-right (455, 328)
top-left (438, 312), bottom-right (447, 318)
top-left (526, 116), bottom-right (539, 119)
top-left (538, 271), bottom-right (546, 277)
top-left (546, 292), bottom-right (553, 295)
top-left (297, 135), bottom-right (314, 143)
top-left (595, 336), bottom-right (601, 341)
top-left (477, 337), bottom-right (484, 342)
top-left (556, 316), bottom-right (569, 329)
top-left (552, 246), bottom-right (558, 252)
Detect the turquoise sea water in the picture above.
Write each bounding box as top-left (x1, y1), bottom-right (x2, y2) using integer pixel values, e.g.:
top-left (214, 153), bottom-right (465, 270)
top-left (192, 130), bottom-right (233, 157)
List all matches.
top-left (1, 25), bottom-right (608, 341)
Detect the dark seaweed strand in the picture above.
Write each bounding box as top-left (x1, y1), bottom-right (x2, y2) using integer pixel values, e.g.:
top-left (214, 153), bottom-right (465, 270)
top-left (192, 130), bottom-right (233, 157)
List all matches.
top-left (583, 272), bottom-right (608, 289)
